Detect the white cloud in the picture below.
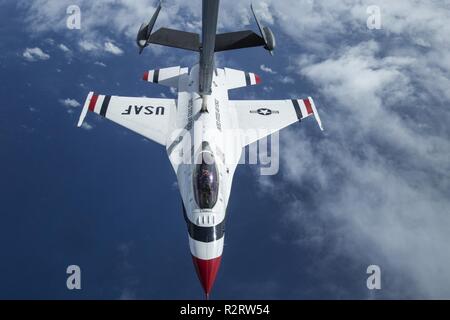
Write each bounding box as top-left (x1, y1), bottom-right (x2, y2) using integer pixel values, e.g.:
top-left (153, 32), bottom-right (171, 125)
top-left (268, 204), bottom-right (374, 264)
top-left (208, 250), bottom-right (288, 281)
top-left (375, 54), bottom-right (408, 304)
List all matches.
top-left (79, 40), bottom-right (123, 55)
top-left (81, 122), bottom-right (93, 130)
top-left (58, 44), bottom-right (70, 53)
top-left (266, 40), bottom-right (450, 298)
top-left (263, 86), bottom-right (273, 93)
top-left (22, 47), bottom-right (50, 61)
top-left (45, 38), bottom-right (55, 45)
top-left (94, 61), bottom-right (107, 67)
top-left (260, 64), bottom-right (276, 74)
top-left (248, 0), bottom-right (450, 298)
top-left (104, 41), bottom-right (124, 55)
top-left (78, 40), bottom-right (99, 52)
top-left (59, 98), bottom-right (81, 108)
top-left (278, 76), bottom-right (294, 84)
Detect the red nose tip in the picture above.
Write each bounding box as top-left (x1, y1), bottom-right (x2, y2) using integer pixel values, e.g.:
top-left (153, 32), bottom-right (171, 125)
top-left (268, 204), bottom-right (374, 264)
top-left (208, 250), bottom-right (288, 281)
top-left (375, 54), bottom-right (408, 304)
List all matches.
top-left (142, 71), bottom-right (149, 81)
top-left (192, 255), bottom-right (222, 296)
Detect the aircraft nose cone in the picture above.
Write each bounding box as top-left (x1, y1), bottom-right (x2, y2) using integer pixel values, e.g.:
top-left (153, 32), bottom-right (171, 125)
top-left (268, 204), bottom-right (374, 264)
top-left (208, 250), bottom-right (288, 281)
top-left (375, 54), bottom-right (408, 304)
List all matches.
top-left (192, 255), bottom-right (222, 296)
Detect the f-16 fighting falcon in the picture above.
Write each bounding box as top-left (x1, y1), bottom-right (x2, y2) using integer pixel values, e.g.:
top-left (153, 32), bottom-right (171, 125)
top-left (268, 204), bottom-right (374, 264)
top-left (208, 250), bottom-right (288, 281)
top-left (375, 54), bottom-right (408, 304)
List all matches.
top-left (77, 0), bottom-right (323, 298)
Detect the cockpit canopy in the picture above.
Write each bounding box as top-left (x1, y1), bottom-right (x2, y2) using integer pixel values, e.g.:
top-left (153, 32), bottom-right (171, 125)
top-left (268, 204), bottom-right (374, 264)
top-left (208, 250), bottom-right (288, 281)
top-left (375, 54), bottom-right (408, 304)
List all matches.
top-left (193, 152), bottom-right (219, 209)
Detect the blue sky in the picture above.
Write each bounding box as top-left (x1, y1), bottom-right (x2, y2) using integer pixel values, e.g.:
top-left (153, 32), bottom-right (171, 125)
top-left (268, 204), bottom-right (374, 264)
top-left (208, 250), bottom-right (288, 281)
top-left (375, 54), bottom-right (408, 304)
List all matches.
top-left (1, 0), bottom-right (450, 299)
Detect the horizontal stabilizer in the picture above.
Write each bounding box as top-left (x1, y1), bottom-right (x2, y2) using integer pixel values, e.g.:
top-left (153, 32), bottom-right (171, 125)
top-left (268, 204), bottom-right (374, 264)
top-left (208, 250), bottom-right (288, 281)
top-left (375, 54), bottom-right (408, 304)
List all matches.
top-left (143, 66), bottom-right (183, 88)
top-left (224, 68), bottom-right (261, 90)
top-left (148, 28), bottom-right (200, 52)
top-left (215, 31), bottom-right (265, 52)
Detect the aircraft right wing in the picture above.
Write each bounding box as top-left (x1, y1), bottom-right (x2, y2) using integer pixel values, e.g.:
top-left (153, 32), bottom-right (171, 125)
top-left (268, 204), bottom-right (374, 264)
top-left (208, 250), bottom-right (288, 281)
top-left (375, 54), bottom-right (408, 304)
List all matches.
top-left (77, 92), bottom-right (175, 146)
top-left (230, 97), bottom-right (323, 146)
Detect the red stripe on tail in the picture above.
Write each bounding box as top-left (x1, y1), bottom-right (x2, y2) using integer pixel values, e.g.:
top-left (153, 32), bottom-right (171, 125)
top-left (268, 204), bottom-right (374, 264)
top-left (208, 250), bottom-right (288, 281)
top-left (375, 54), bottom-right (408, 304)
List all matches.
top-left (304, 98), bottom-right (313, 115)
top-left (88, 94), bottom-right (98, 112)
top-left (255, 74), bottom-right (261, 84)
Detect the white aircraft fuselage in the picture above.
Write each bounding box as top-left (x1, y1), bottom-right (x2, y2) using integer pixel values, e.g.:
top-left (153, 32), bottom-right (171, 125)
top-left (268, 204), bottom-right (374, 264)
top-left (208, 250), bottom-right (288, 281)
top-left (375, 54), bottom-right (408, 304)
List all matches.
top-left (77, 0), bottom-right (323, 297)
top-left (170, 64), bottom-right (243, 296)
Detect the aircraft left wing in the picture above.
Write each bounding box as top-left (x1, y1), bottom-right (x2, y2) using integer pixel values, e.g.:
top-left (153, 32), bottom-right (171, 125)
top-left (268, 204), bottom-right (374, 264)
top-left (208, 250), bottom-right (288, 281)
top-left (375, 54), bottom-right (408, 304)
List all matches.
top-left (231, 97), bottom-right (323, 146)
top-left (77, 92), bottom-right (175, 146)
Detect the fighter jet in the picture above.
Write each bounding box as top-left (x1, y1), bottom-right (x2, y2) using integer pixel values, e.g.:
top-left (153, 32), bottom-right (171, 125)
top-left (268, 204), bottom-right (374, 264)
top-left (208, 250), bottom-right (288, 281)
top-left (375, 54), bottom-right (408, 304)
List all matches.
top-left (77, 0), bottom-right (323, 298)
